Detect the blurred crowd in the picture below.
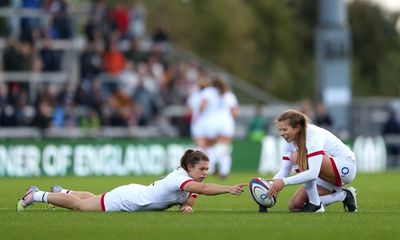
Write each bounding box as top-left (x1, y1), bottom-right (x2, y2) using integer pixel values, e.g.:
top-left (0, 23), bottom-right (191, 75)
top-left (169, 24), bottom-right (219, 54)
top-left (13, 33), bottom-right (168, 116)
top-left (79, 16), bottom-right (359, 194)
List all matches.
top-left (0, 0), bottom-right (209, 134)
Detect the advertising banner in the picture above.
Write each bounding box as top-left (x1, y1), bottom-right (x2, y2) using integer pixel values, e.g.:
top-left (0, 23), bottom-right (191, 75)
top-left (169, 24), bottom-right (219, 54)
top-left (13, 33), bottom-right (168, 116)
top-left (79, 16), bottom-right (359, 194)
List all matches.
top-left (0, 136), bottom-right (388, 177)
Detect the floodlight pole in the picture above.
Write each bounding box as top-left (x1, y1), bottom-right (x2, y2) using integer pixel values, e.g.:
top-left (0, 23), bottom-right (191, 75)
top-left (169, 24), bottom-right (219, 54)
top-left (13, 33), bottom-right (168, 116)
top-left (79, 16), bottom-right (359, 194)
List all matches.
top-left (315, 0), bottom-right (352, 134)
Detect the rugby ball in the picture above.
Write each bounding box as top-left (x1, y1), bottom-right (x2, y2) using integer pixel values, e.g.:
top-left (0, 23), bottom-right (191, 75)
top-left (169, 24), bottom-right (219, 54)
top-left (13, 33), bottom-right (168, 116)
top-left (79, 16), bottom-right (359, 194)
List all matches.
top-left (249, 177), bottom-right (276, 208)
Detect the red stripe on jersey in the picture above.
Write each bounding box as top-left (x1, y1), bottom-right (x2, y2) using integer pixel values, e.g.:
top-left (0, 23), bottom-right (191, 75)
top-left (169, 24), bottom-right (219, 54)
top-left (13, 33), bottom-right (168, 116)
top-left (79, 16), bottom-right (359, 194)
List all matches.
top-left (307, 150), bottom-right (325, 158)
top-left (330, 157), bottom-right (342, 187)
top-left (189, 193), bottom-right (198, 198)
top-left (100, 193), bottom-right (106, 211)
top-left (282, 156), bottom-right (290, 161)
top-left (180, 179), bottom-right (194, 191)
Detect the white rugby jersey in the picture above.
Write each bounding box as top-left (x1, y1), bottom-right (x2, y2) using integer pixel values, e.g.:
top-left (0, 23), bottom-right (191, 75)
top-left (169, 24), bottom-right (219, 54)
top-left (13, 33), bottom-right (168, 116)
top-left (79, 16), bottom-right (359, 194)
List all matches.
top-left (216, 91), bottom-right (238, 137)
top-left (137, 167), bottom-right (197, 211)
top-left (222, 91), bottom-right (238, 110)
top-left (274, 124), bottom-right (355, 185)
top-left (186, 89), bottom-right (203, 122)
top-left (200, 86), bottom-right (223, 116)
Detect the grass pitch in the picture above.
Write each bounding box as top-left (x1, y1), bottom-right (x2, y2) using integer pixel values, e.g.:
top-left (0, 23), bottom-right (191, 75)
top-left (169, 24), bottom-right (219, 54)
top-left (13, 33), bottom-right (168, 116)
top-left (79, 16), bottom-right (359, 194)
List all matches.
top-left (1, 171), bottom-right (399, 240)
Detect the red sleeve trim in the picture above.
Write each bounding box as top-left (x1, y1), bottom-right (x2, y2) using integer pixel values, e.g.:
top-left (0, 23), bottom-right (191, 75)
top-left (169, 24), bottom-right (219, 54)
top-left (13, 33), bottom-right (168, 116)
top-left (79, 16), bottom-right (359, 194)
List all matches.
top-left (189, 193), bottom-right (198, 198)
top-left (282, 156), bottom-right (290, 161)
top-left (100, 193), bottom-right (106, 212)
top-left (307, 150), bottom-right (325, 158)
top-left (180, 179), bottom-right (194, 191)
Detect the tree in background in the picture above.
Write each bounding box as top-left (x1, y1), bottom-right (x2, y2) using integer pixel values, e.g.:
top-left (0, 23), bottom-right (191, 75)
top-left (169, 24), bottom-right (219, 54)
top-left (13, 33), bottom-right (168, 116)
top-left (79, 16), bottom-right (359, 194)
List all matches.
top-left (121, 0), bottom-right (400, 100)
top-left (348, 0), bottom-right (400, 96)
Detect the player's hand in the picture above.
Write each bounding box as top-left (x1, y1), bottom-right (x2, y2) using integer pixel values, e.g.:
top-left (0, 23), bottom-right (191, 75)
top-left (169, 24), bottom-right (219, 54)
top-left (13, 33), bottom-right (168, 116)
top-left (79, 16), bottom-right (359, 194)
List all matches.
top-left (230, 183), bottom-right (247, 195)
top-left (267, 179), bottom-right (284, 198)
top-left (180, 205), bottom-right (193, 213)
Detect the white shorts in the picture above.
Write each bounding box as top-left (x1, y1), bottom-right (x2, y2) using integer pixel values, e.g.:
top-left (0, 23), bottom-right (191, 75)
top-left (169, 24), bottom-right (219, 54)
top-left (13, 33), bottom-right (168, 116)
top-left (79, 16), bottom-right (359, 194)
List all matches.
top-left (101, 184), bottom-right (147, 212)
top-left (317, 156), bottom-right (357, 192)
top-left (215, 112), bottom-right (235, 137)
top-left (192, 115), bottom-right (218, 139)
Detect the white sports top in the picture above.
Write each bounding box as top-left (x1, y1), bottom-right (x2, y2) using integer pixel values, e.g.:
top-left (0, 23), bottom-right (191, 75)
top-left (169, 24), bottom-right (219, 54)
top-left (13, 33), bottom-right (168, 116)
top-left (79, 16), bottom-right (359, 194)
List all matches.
top-left (186, 89), bottom-right (203, 123)
top-left (136, 167), bottom-right (197, 210)
top-left (273, 124), bottom-right (355, 185)
top-left (222, 91), bottom-right (238, 110)
top-left (200, 86), bottom-right (223, 116)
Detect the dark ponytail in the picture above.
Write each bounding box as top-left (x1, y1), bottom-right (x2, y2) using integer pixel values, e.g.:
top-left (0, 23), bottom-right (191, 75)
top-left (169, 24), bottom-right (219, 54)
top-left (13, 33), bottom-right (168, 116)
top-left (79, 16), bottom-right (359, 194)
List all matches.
top-left (180, 149), bottom-right (209, 171)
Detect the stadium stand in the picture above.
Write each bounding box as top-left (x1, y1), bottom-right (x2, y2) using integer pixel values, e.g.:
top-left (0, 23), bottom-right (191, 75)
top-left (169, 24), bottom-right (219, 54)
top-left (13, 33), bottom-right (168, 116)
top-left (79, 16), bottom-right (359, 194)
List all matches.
top-left (0, 0), bottom-right (288, 139)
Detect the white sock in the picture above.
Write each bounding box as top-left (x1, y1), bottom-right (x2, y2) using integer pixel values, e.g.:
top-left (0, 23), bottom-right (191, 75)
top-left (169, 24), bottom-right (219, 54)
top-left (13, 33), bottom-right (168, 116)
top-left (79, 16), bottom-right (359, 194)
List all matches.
top-left (304, 179), bottom-right (321, 205)
top-left (33, 191), bottom-right (49, 203)
top-left (321, 190), bottom-right (346, 206)
top-left (205, 146), bottom-right (218, 174)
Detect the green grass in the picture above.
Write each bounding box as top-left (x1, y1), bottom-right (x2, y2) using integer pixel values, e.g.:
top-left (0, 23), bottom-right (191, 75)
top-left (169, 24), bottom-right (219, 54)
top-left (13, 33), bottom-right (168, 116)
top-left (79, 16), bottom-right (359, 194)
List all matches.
top-left (1, 171), bottom-right (400, 240)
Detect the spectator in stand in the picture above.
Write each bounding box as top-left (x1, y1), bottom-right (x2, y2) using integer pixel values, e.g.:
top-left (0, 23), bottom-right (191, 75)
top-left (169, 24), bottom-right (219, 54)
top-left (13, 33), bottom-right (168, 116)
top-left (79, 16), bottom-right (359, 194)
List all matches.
top-left (0, 0), bottom-right (11, 36)
top-left (2, 36), bottom-right (22, 71)
top-left (111, 1), bottom-right (130, 39)
top-left (118, 60), bottom-right (139, 98)
top-left (53, 98), bottom-right (78, 128)
top-left (39, 37), bottom-right (62, 72)
top-left (3, 38), bottom-right (38, 72)
top-left (128, 0), bottom-right (147, 40)
top-left (47, 0), bottom-right (73, 39)
top-left (112, 88), bottom-right (137, 126)
top-left (89, 0), bottom-right (107, 26)
top-left (152, 23), bottom-right (169, 43)
top-left (102, 38), bottom-right (126, 96)
top-left (31, 99), bottom-right (54, 129)
top-left (14, 89), bottom-right (35, 126)
top-left (20, 0), bottom-right (43, 43)
top-left (19, 41), bottom-right (37, 71)
top-left (103, 38), bottom-right (126, 75)
top-left (133, 77), bottom-right (162, 126)
top-left (101, 7), bottom-right (119, 41)
top-left (248, 105), bottom-right (267, 142)
top-left (299, 99), bottom-right (315, 122)
top-left (74, 80), bottom-right (104, 126)
top-left (314, 101), bottom-right (333, 131)
top-left (0, 83), bottom-right (18, 126)
top-left (382, 107), bottom-right (400, 168)
top-left (124, 38), bottom-right (148, 64)
top-left (80, 108), bottom-right (100, 130)
top-left (84, 16), bottom-right (97, 42)
top-left (79, 41), bottom-right (103, 89)
top-left (53, 82), bottom-right (78, 128)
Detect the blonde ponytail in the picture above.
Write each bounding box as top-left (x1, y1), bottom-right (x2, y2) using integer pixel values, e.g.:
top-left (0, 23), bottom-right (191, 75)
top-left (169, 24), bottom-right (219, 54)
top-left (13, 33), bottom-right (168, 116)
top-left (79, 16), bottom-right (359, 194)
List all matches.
top-left (276, 109), bottom-right (310, 171)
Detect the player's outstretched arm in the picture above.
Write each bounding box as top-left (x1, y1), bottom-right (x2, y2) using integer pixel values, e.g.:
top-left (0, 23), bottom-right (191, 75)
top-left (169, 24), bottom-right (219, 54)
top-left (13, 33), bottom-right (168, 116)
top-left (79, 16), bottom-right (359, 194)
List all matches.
top-left (183, 181), bottom-right (246, 196)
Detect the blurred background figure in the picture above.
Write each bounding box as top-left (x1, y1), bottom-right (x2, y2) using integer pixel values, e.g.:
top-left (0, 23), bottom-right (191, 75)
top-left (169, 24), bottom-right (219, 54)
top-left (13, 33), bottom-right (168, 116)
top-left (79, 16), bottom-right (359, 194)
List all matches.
top-left (248, 105), bottom-right (267, 142)
top-left (214, 76), bottom-right (239, 179)
top-left (197, 76), bottom-right (239, 180)
top-left (186, 77), bottom-right (209, 150)
top-left (382, 105), bottom-right (400, 168)
top-left (314, 101), bottom-right (333, 131)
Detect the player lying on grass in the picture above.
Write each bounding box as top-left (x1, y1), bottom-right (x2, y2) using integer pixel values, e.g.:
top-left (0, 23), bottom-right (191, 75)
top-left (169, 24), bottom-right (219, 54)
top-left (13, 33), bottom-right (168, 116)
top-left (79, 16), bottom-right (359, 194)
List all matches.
top-left (267, 109), bottom-right (358, 213)
top-left (17, 149), bottom-right (246, 213)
